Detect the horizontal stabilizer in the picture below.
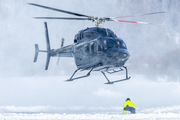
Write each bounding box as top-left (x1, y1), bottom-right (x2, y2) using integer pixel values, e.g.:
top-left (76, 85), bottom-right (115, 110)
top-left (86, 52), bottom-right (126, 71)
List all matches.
top-left (34, 44), bottom-right (39, 62)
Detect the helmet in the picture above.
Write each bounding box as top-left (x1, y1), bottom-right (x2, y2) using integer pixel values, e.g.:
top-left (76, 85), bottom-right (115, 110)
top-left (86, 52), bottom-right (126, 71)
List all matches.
top-left (126, 98), bottom-right (131, 101)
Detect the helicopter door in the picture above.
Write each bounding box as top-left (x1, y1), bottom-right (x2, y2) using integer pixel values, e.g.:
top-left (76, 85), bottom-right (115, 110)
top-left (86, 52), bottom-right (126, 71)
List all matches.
top-left (74, 45), bottom-right (83, 66)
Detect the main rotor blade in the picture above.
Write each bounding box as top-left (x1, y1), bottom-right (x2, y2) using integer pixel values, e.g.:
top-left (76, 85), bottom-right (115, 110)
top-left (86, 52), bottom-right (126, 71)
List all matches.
top-left (111, 19), bottom-right (164, 25)
top-left (110, 11), bottom-right (167, 19)
top-left (28, 3), bottom-right (89, 17)
top-left (33, 17), bottom-right (89, 20)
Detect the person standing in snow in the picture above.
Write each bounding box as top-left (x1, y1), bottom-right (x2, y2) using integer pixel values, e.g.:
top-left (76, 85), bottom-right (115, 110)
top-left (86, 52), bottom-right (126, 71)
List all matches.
top-left (123, 98), bottom-right (136, 114)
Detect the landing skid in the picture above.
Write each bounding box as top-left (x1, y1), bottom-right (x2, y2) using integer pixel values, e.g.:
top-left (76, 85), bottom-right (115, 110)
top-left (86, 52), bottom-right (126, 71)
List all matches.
top-left (66, 67), bottom-right (94, 81)
top-left (66, 66), bottom-right (130, 84)
top-left (102, 66), bottom-right (131, 84)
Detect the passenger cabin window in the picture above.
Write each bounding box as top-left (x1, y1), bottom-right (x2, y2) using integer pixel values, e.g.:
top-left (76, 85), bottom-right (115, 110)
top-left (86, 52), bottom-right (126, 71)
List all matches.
top-left (76, 34), bottom-right (80, 41)
top-left (94, 41), bottom-right (102, 52)
top-left (90, 42), bottom-right (94, 54)
top-left (84, 41), bottom-right (102, 55)
top-left (98, 44), bottom-right (102, 51)
top-left (83, 44), bottom-right (89, 55)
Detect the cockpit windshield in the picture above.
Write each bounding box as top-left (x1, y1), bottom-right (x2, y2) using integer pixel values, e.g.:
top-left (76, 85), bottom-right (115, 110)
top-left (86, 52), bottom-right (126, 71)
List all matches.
top-left (100, 38), bottom-right (127, 50)
top-left (115, 40), bottom-right (127, 49)
top-left (103, 39), bottom-right (115, 49)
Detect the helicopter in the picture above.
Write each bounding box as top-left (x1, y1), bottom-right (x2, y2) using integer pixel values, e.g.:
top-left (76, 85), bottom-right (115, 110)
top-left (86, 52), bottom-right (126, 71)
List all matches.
top-left (29, 3), bottom-right (166, 84)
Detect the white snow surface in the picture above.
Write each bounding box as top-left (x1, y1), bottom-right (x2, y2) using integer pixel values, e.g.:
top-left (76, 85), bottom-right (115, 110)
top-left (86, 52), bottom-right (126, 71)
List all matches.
top-left (0, 113), bottom-right (180, 120)
top-left (0, 106), bottom-right (180, 119)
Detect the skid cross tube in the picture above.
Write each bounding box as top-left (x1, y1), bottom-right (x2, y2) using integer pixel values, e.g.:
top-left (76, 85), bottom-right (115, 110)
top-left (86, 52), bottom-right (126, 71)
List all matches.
top-left (102, 66), bottom-right (131, 84)
top-left (66, 67), bottom-right (94, 81)
top-left (106, 68), bottom-right (123, 74)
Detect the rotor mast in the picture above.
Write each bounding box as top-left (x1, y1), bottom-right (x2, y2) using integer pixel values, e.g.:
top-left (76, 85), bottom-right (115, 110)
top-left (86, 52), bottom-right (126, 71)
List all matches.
top-left (89, 16), bottom-right (107, 27)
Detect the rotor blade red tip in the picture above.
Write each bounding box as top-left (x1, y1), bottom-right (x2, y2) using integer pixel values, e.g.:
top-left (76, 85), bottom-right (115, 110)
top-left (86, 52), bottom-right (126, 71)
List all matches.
top-left (113, 19), bottom-right (157, 25)
top-left (117, 20), bottom-right (138, 23)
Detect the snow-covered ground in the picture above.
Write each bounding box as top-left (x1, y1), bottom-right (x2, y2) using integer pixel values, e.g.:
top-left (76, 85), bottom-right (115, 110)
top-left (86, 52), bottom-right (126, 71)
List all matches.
top-left (0, 112), bottom-right (180, 120)
top-left (0, 106), bottom-right (180, 120)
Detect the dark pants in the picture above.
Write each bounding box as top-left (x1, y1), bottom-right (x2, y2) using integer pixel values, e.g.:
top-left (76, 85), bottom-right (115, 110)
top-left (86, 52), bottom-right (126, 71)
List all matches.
top-left (123, 106), bottom-right (136, 114)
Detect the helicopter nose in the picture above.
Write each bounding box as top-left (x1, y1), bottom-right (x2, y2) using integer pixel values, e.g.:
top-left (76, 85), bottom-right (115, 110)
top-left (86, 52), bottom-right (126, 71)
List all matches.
top-left (118, 49), bottom-right (130, 61)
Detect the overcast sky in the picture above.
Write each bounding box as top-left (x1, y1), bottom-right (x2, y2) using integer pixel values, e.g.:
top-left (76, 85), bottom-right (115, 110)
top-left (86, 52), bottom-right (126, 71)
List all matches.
top-left (0, 0), bottom-right (179, 113)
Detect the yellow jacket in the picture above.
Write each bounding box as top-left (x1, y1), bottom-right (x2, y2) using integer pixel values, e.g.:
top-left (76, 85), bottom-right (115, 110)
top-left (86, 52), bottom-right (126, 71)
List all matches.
top-left (123, 100), bottom-right (135, 108)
